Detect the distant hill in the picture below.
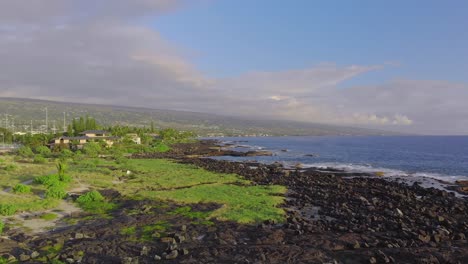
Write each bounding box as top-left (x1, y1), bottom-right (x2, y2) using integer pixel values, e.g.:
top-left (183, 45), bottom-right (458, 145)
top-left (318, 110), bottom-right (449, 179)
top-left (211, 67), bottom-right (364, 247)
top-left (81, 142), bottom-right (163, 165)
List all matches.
top-left (0, 97), bottom-right (397, 136)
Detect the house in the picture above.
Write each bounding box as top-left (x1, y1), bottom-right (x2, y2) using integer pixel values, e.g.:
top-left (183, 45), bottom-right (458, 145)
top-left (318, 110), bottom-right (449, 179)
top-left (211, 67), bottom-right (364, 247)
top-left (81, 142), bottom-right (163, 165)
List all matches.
top-left (51, 130), bottom-right (120, 149)
top-left (126, 133), bottom-right (141, 145)
top-left (79, 130), bottom-right (110, 137)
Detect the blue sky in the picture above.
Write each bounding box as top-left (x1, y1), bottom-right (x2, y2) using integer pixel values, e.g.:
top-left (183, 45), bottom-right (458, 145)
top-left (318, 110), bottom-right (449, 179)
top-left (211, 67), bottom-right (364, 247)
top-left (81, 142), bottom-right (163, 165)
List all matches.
top-left (152, 0), bottom-right (468, 84)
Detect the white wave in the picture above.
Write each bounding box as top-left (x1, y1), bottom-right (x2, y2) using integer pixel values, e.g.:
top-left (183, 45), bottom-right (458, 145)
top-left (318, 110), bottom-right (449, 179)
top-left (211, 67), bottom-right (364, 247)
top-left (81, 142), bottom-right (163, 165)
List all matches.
top-left (296, 162), bottom-right (468, 183)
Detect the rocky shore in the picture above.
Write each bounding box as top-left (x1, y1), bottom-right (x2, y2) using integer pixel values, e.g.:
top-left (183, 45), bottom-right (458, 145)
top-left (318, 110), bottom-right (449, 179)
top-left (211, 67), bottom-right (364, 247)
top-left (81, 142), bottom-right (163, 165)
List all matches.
top-left (2, 140), bottom-right (468, 263)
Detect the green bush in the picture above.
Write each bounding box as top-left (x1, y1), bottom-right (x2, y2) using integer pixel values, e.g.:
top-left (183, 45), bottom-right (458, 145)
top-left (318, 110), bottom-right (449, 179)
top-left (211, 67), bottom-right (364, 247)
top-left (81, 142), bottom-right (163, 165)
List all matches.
top-left (0, 158), bottom-right (5, 163)
top-left (0, 204), bottom-right (17, 216)
top-left (33, 155), bottom-right (47, 164)
top-left (45, 184), bottom-right (67, 199)
top-left (60, 149), bottom-right (74, 159)
top-left (35, 173), bottom-right (71, 186)
top-left (12, 184), bottom-right (31, 194)
top-left (17, 146), bottom-right (34, 158)
top-left (0, 221), bottom-right (4, 234)
top-left (83, 142), bottom-right (101, 158)
top-left (76, 190), bottom-right (104, 204)
top-left (76, 191), bottom-right (116, 214)
top-left (35, 146), bottom-right (51, 157)
top-left (34, 174), bottom-right (60, 186)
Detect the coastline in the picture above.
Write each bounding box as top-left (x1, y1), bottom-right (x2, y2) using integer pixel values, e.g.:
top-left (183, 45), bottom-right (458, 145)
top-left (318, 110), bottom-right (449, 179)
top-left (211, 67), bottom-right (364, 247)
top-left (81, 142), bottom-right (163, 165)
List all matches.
top-left (1, 139), bottom-right (467, 263)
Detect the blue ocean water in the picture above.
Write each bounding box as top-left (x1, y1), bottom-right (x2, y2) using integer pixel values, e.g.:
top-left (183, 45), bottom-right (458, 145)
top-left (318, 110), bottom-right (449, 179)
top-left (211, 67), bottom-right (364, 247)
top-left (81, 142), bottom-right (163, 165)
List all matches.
top-left (214, 136), bottom-right (468, 182)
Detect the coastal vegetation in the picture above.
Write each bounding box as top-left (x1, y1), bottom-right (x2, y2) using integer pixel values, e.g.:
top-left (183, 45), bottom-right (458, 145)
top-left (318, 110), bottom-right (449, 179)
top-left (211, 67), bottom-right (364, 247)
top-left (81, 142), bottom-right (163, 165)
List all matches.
top-left (0, 122), bottom-right (287, 253)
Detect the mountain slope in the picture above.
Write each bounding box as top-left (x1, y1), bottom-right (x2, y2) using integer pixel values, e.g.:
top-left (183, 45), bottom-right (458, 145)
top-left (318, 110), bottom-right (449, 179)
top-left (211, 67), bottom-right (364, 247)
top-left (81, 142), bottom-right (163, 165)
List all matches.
top-left (0, 97), bottom-right (397, 136)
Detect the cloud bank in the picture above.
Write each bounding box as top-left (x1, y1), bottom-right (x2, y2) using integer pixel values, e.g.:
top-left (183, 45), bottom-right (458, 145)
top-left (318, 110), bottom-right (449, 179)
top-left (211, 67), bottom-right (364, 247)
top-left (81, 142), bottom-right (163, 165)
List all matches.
top-left (0, 0), bottom-right (466, 134)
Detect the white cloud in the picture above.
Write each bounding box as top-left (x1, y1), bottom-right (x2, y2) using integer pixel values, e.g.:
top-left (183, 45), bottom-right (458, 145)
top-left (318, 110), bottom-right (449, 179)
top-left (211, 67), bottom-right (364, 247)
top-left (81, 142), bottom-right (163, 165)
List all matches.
top-left (0, 1), bottom-right (466, 134)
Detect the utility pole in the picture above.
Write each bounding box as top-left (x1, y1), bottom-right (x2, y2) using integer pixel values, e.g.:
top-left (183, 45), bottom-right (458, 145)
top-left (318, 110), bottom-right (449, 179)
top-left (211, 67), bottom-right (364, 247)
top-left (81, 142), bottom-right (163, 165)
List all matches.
top-left (30, 120), bottom-right (33, 134)
top-left (45, 107), bottom-right (48, 133)
top-left (52, 120), bottom-right (57, 134)
top-left (63, 112), bottom-right (67, 132)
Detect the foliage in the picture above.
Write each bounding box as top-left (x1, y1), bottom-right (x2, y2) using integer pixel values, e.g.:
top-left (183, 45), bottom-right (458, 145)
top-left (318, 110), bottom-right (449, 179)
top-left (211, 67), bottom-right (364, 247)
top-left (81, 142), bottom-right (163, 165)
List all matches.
top-left (56, 161), bottom-right (68, 181)
top-left (0, 204), bottom-right (17, 216)
top-left (45, 184), bottom-right (68, 199)
top-left (12, 184), bottom-right (31, 194)
top-left (33, 155), bottom-right (47, 164)
top-left (76, 190), bottom-right (116, 214)
top-left (82, 142), bottom-right (101, 157)
top-left (0, 128), bottom-right (13, 144)
top-left (34, 174), bottom-right (71, 186)
top-left (59, 149), bottom-right (74, 159)
top-left (159, 128), bottom-right (195, 143)
top-left (16, 133), bottom-right (55, 149)
top-left (0, 221), bottom-right (4, 235)
top-left (34, 146), bottom-right (51, 157)
top-left (17, 146), bottom-right (34, 158)
top-left (76, 190), bottom-right (104, 203)
top-left (70, 115), bottom-right (99, 135)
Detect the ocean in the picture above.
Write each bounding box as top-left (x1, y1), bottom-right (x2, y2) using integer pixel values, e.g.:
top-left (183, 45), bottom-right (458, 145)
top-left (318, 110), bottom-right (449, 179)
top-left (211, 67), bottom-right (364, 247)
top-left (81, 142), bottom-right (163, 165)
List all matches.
top-left (214, 136), bottom-right (468, 183)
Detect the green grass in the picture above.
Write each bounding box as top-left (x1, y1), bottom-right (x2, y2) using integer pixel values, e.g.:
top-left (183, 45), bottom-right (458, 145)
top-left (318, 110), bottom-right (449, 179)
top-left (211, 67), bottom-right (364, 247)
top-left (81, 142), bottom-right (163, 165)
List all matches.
top-left (119, 159), bottom-right (248, 192)
top-left (0, 156), bottom-right (51, 189)
top-left (0, 195), bottom-right (60, 216)
top-left (40, 212), bottom-right (58, 221)
top-left (120, 226), bottom-right (136, 235)
top-left (117, 159), bottom-right (286, 224)
top-left (142, 184), bottom-right (286, 223)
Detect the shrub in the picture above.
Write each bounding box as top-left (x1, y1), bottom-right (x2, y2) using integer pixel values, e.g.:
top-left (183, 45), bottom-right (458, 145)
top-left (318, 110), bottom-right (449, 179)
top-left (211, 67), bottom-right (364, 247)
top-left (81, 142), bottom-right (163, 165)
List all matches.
top-left (17, 146), bottom-right (34, 158)
top-left (12, 184), bottom-right (31, 194)
top-left (83, 142), bottom-right (101, 158)
top-left (76, 191), bottom-right (116, 213)
top-left (35, 146), bottom-right (51, 157)
top-left (0, 221), bottom-right (4, 234)
top-left (76, 190), bottom-right (104, 204)
top-left (33, 155), bottom-right (47, 164)
top-left (56, 161), bottom-right (68, 181)
top-left (60, 149), bottom-right (74, 159)
top-left (0, 158), bottom-right (4, 163)
top-left (0, 204), bottom-right (17, 216)
top-left (45, 184), bottom-right (67, 199)
top-left (34, 174), bottom-right (61, 186)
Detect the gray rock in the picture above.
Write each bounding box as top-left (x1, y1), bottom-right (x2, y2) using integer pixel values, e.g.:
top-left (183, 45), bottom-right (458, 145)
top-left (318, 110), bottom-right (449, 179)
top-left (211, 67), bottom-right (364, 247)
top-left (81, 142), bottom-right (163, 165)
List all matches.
top-left (30, 251), bottom-right (40, 259)
top-left (165, 250), bottom-right (178, 260)
top-left (19, 254), bottom-right (30, 262)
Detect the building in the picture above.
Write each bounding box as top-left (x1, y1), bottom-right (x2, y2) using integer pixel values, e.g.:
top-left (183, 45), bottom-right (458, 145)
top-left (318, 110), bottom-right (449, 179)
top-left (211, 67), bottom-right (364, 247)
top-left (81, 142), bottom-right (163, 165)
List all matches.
top-left (51, 130), bottom-right (120, 149)
top-left (126, 133), bottom-right (141, 145)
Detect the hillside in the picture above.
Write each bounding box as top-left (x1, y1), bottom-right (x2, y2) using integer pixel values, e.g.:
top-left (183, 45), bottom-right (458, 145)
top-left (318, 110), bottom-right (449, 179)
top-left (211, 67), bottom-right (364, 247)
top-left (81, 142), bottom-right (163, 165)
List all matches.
top-left (0, 97), bottom-right (395, 136)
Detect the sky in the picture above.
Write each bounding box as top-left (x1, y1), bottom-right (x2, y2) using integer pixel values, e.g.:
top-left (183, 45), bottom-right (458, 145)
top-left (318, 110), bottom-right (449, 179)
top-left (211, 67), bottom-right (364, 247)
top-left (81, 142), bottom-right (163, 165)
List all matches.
top-left (0, 0), bottom-right (467, 134)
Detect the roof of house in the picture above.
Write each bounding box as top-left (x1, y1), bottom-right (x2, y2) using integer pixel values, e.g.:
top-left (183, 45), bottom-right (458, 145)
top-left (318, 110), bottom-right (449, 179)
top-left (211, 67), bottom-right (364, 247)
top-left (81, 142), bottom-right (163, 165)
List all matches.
top-left (79, 130), bottom-right (109, 135)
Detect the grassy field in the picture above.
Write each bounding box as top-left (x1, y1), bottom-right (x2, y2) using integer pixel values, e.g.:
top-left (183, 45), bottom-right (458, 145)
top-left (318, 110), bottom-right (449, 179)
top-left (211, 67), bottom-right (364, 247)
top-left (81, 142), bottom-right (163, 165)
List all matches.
top-left (1, 154), bottom-right (286, 224)
top-left (118, 159), bottom-right (286, 223)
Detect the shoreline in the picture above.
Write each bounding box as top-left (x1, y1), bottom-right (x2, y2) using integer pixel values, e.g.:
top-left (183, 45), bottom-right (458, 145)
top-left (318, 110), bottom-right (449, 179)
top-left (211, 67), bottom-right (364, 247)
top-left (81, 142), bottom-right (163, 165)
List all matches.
top-left (1, 140), bottom-right (467, 263)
